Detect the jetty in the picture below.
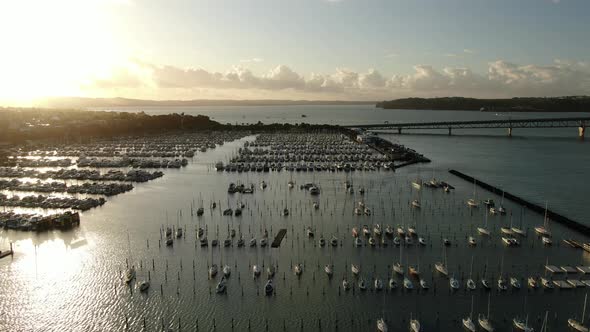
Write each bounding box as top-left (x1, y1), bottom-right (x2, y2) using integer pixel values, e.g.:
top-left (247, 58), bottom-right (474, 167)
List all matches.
top-left (271, 229), bottom-right (287, 248)
top-left (449, 169), bottom-right (590, 235)
top-left (0, 243), bottom-right (13, 259)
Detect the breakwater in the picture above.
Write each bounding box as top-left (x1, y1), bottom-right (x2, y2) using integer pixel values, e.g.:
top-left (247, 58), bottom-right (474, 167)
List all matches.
top-left (449, 169), bottom-right (590, 235)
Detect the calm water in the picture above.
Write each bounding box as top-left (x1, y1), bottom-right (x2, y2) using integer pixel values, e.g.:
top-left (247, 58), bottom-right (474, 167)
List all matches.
top-left (1, 105), bottom-right (590, 331)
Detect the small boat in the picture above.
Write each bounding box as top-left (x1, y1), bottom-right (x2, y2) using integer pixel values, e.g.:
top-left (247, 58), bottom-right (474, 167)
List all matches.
top-left (351, 227), bottom-right (359, 238)
top-left (542, 237), bottom-right (552, 246)
top-left (313, 202), bottom-right (319, 210)
top-left (527, 277), bottom-right (538, 288)
top-left (418, 237), bottom-right (426, 246)
top-left (541, 277), bottom-right (554, 289)
top-left (211, 239), bottom-right (218, 247)
top-left (481, 278), bottom-right (491, 289)
top-left (260, 237), bottom-right (268, 247)
top-left (196, 207), bottom-right (204, 216)
top-left (477, 227), bottom-right (490, 236)
top-left (463, 295), bottom-right (477, 331)
top-left (362, 225), bottom-right (371, 236)
top-left (467, 198), bottom-right (479, 208)
top-left (265, 279), bottom-right (274, 295)
top-left (354, 237), bottom-right (363, 247)
top-left (237, 237), bottom-right (244, 247)
top-left (358, 278), bottom-right (367, 291)
top-left (282, 208), bottom-right (289, 216)
top-left (200, 236), bottom-right (208, 247)
top-left (489, 207), bottom-right (497, 215)
top-left (215, 277), bottom-right (227, 294)
top-left (497, 277), bottom-right (508, 291)
top-left (165, 236), bottom-right (173, 246)
top-left (223, 265), bottom-right (231, 277)
top-left (124, 266), bottom-right (136, 284)
top-left (330, 235), bottom-right (338, 247)
top-left (478, 294), bottom-right (494, 332)
top-left (419, 279), bottom-right (429, 289)
top-left (500, 227), bottom-right (513, 235)
top-left (405, 236), bottom-right (413, 245)
top-left (397, 226), bottom-right (405, 236)
top-left (468, 236), bottom-right (477, 246)
top-left (385, 225), bottom-right (394, 236)
top-left (411, 200), bottom-right (421, 208)
top-left (377, 318), bottom-right (388, 332)
top-left (393, 262), bottom-right (404, 275)
top-left (409, 265), bottom-right (420, 277)
top-left (484, 199), bottom-right (495, 207)
top-left (249, 237), bottom-right (257, 247)
top-left (435, 262), bottom-right (448, 276)
top-left (368, 237), bottom-right (376, 246)
top-left (341, 277), bottom-right (350, 290)
top-left (224, 238), bottom-right (231, 247)
top-left (351, 264), bottom-right (360, 275)
top-left (324, 264), bottom-right (333, 277)
top-left (267, 265), bottom-right (276, 278)
top-left (568, 293), bottom-right (589, 332)
top-left (403, 277), bottom-right (414, 290)
top-left (511, 227), bottom-right (526, 236)
top-left (393, 237), bottom-right (401, 246)
top-left (306, 227), bottom-right (314, 238)
top-left (139, 280), bottom-right (150, 292)
top-left (252, 265), bottom-right (261, 277)
top-left (410, 319), bottom-right (421, 332)
top-left (389, 278), bottom-right (397, 289)
top-left (374, 278), bottom-right (384, 291)
top-left (209, 264), bottom-right (218, 278)
top-left (197, 227), bottom-right (204, 238)
top-left (467, 278), bottom-right (476, 290)
top-left (260, 181), bottom-right (267, 190)
top-left (373, 224), bottom-right (382, 236)
top-left (318, 236), bottom-right (326, 247)
top-left (175, 227), bottom-right (183, 238)
top-left (294, 264), bottom-right (303, 276)
top-left (513, 317), bottom-right (534, 332)
top-left (450, 276), bottom-right (460, 290)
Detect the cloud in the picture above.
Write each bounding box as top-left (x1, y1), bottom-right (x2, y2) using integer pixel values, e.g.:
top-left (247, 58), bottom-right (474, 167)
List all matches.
top-left (85, 59), bottom-right (590, 100)
top-left (239, 58), bottom-right (264, 63)
top-left (463, 49), bottom-right (476, 54)
top-left (384, 52), bottom-right (398, 58)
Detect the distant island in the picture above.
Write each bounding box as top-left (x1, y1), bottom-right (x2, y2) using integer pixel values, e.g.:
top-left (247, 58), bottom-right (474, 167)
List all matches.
top-left (376, 96), bottom-right (590, 112)
top-left (36, 97), bottom-right (375, 109)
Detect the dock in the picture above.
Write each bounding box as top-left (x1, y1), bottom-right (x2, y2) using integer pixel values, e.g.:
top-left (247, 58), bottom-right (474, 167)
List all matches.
top-left (271, 229), bottom-right (287, 248)
top-left (577, 266), bottom-right (590, 274)
top-left (0, 243), bottom-right (13, 259)
top-left (545, 265), bottom-right (562, 273)
top-left (449, 169), bottom-right (590, 236)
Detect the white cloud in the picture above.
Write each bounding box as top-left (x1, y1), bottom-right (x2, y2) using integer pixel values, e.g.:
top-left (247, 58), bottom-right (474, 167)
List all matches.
top-left (239, 58), bottom-right (264, 63)
top-left (85, 59), bottom-right (590, 100)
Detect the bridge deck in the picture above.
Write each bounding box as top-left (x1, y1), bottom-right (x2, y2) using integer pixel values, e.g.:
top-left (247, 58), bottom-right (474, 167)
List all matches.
top-left (344, 117), bottom-right (590, 129)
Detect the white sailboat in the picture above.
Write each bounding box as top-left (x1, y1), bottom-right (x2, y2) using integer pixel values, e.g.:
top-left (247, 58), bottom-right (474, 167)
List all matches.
top-left (434, 245), bottom-right (449, 276)
top-left (534, 202), bottom-right (552, 237)
top-left (568, 293), bottom-right (589, 332)
top-left (467, 179), bottom-right (479, 208)
top-left (478, 293), bottom-right (494, 331)
top-left (463, 296), bottom-right (476, 332)
top-left (478, 211), bottom-right (491, 236)
top-left (467, 256), bottom-right (476, 290)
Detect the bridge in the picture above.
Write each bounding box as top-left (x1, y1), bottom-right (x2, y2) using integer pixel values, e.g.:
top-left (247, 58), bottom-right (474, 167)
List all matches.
top-left (344, 116), bottom-right (590, 137)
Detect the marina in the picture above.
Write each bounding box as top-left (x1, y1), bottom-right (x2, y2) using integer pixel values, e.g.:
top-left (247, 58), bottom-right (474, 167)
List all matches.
top-left (1, 118), bottom-right (589, 331)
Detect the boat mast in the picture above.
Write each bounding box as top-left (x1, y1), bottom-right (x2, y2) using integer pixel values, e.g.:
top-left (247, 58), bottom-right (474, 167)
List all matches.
top-left (583, 292), bottom-right (588, 324)
top-left (487, 293), bottom-right (491, 319)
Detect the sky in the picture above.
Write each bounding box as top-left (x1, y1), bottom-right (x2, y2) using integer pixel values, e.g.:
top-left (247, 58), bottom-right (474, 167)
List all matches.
top-left (0, 0), bottom-right (589, 105)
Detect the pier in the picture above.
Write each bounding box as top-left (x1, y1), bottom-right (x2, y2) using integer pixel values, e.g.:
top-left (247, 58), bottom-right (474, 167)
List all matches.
top-left (271, 229), bottom-right (287, 248)
top-left (0, 243), bottom-right (13, 259)
top-left (449, 169), bottom-right (590, 235)
top-left (345, 116), bottom-right (590, 138)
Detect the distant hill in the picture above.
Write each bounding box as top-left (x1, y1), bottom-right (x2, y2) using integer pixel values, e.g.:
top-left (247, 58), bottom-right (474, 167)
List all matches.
top-left (35, 97), bottom-right (375, 109)
top-left (376, 96), bottom-right (590, 112)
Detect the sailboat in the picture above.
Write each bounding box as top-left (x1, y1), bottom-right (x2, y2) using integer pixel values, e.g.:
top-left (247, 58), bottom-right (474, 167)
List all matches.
top-left (478, 211), bottom-right (491, 236)
top-left (498, 191), bottom-right (507, 215)
top-left (497, 256), bottom-right (508, 291)
top-left (512, 208), bottom-right (526, 236)
top-left (393, 243), bottom-right (404, 275)
top-left (123, 233), bottom-right (136, 284)
top-left (541, 258), bottom-right (554, 289)
top-left (462, 296), bottom-right (476, 332)
top-left (513, 296), bottom-right (534, 332)
top-left (467, 179), bottom-right (479, 208)
top-left (534, 202), bottom-right (552, 237)
top-left (434, 245), bottom-right (449, 276)
top-left (411, 169), bottom-right (422, 190)
top-left (568, 293), bottom-right (589, 332)
top-left (467, 256), bottom-right (476, 290)
top-left (478, 293), bottom-right (494, 331)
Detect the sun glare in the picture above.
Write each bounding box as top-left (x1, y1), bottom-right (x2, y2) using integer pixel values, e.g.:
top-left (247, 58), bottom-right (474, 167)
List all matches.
top-left (0, 0), bottom-right (125, 105)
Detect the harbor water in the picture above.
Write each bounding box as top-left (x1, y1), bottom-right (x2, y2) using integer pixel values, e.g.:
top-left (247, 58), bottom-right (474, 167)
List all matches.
top-left (1, 105), bottom-right (590, 331)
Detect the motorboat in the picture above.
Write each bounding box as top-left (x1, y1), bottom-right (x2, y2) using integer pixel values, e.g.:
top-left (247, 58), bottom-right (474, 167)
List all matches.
top-left (403, 277), bottom-right (414, 290)
top-left (215, 277), bottom-right (227, 294)
top-left (542, 237), bottom-right (553, 246)
top-left (411, 200), bottom-right (421, 208)
top-left (124, 267), bottom-right (136, 284)
top-left (467, 198), bottom-right (479, 208)
top-left (294, 264), bottom-right (303, 276)
top-left (374, 278), bottom-right (384, 291)
top-left (252, 265), bottom-right (261, 277)
top-left (351, 264), bottom-right (360, 275)
top-left (324, 264), bottom-right (333, 277)
top-left (393, 262), bottom-right (404, 275)
top-left (528, 277), bottom-right (538, 288)
top-left (410, 319), bottom-right (421, 332)
top-left (138, 280), bottom-right (150, 292)
top-left (443, 238), bottom-right (451, 246)
top-left (541, 277), bottom-right (554, 289)
top-left (468, 236), bottom-right (477, 246)
top-left (377, 318), bottom-right (388, 332)
top-left (265, 279), bottom-right (274, 295)
top-left (209, 264), bottom-right (218, 278)
top-left (418, 237), bottom-right (426, 246)
top-left (342, 278), bottom-right (350, 290)
top-left (408, 226), bottom-right (417, 236)
top-left (477, 227), bottom-right (490, 236)
top-left (223, 265), bottom-right (231, 277)
top-left (267, 265), bottom-right (276, 278)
